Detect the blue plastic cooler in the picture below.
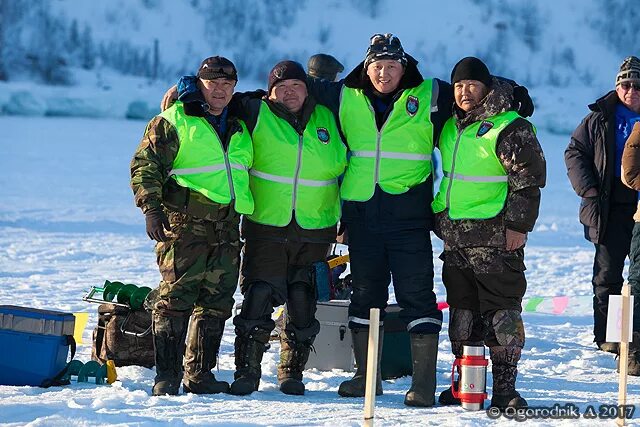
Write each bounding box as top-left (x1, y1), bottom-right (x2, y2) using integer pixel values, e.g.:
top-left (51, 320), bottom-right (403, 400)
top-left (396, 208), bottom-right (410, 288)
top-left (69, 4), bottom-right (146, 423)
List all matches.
top-left (0, 305), bottom-right (75, 386)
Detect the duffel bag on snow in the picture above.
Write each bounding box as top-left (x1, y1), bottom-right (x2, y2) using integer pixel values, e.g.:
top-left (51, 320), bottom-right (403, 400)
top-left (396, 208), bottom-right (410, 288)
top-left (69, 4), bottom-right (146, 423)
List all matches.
top-left (91, 303), bottom-right (154, 368)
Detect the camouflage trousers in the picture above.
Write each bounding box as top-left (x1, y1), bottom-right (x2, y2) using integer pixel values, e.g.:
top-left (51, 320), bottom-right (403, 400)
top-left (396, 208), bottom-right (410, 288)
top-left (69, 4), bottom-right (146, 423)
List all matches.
top-left (441, 247), bottom-right (526, 349)
top-left (153, 211), bottom-right (241, 319)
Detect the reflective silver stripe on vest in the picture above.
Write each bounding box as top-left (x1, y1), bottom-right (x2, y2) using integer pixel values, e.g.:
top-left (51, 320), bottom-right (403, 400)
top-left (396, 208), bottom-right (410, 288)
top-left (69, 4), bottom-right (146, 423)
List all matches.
top-left (406, 317), bottom-right (442, 331)
top-left (250, 169), bottom-right (337, 187)
top-left (350, 150), bottom-right (430, 161)
top-left (348, 316), bottom-right (384, 327)
top-left (169, 163), bottom-right (247, 176)
top-left (443, 171), bottom-right (508, 183)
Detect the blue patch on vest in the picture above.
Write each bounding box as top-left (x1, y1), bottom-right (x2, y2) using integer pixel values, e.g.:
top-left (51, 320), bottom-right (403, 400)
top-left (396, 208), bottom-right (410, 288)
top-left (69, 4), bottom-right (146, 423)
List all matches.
top-left (317, 127), bottom-right (330, 143)
top-left (476, 120), bottom-right (494, 137)
top-left (406, 96), bottom-right (419, 116)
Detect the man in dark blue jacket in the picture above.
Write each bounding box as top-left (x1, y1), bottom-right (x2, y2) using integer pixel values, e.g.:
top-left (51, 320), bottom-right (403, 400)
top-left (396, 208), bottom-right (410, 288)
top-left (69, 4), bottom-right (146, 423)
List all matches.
top-left (565, 56), bottom-right (640, 354)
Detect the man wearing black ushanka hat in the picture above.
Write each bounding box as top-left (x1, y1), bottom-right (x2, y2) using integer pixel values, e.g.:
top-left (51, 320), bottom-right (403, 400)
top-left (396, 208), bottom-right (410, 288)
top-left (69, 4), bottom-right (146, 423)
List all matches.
top-left (432, 56), bottom-right (546, 411)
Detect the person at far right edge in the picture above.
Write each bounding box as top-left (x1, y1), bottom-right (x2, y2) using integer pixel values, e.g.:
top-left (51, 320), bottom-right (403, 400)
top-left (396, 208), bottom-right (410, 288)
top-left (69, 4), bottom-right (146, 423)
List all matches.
top-left (432, 57), bottom-right (546, 410)
top-left (565, 56), bottom-right (640, 356)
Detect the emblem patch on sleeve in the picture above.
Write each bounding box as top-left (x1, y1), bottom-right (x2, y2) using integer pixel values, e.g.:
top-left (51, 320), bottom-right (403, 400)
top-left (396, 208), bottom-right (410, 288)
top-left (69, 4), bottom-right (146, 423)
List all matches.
top-left (406, 95), bottom-right (419, 116)
top-left (317, 127), bottom-right (330, 144)
top-left (476, 120), bottom-right (494, 137)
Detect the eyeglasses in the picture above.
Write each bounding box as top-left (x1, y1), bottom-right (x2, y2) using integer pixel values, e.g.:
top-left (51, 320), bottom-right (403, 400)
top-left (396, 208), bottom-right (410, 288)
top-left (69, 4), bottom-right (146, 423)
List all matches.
top-left (619, 81), bottom-right (640, 91)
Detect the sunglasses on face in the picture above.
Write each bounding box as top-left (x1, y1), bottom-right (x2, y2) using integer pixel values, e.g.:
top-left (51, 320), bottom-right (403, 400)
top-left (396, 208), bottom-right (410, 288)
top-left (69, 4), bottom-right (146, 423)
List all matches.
top-left (619, 81), bottom-right (640, 91)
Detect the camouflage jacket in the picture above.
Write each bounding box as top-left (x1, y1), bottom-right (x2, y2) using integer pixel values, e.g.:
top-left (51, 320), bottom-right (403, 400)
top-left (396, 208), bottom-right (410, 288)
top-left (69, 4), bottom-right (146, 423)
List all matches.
top-left (130, 100), bottom-right (244, 222)
top-left (435, 78), bottom-right (546, 249)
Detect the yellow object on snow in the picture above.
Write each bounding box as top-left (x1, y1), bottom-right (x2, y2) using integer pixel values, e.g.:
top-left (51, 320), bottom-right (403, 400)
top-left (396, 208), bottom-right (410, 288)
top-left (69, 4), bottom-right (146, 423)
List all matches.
top-left (73, 312), bottom-right (90, 345)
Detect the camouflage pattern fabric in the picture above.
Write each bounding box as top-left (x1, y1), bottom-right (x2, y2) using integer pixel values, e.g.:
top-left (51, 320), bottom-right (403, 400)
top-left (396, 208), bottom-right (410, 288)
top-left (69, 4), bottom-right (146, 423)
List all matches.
top-left (91, 303), bottom-right (154, 368)
top-left (434, 78), bottom-right (546, 249)
top-left (487, 309), bottom-right (525, 348)
top-left (440, 246), bottom-right (526, 275)
top-left (131, 117), bottom-right (177, 214)
top-left (153, 210), bottom-right (242, 319)
top-left (131, 116), bottom-right (240, 220)
top-left (447, 307), bottom-right (484, 357)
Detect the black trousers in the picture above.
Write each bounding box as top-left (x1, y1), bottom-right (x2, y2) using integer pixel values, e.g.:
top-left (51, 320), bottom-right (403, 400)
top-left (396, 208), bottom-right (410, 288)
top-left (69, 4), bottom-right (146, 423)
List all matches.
top-left (346, 223), bottom-right (442, 334)
top-left (234, 238), bottom-right (328, 341)
top-left (592, 205), bottom-right (635, 343)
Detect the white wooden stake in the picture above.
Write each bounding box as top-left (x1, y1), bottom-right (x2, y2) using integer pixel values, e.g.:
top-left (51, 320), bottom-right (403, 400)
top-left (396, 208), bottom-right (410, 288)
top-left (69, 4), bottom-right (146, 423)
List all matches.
top-left (617, 283), bottom-right (631, 427)
top-left (363, 308), bottom-right (380, 427)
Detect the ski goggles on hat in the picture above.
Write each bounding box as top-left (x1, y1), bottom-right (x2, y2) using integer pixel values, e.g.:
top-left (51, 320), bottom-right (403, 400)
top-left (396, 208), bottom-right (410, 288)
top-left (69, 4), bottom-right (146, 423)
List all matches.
top-left (197, 57), bottom-right (238, 81)
top-left (365, 33), bottom-right (406, 66)
top-left (368, 33), bottom-right (403, 54)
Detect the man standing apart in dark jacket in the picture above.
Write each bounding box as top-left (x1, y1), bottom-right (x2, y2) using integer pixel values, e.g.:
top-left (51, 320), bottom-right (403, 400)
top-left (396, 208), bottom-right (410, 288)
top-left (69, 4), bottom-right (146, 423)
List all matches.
top-left (131, 56), bottom-right (254, 396)
top-left (565, 56), bottom-right (640, 353)
top-left (433, 57), bottom-right (545, 410)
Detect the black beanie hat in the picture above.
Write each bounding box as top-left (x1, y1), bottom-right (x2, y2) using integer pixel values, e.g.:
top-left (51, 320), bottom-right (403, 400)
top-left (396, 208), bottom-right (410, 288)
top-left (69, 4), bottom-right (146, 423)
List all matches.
top-left (197, 56), bottom-right (238, 81)
top-left (268, 60), bottom-right (307, 94)
top-left (450, 56), bottom-right (492, 87)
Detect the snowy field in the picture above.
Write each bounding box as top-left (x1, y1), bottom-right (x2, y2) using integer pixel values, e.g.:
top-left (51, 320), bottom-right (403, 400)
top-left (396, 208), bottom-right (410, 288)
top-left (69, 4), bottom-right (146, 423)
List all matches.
top-left (0, 115), bottom-right (639, 426)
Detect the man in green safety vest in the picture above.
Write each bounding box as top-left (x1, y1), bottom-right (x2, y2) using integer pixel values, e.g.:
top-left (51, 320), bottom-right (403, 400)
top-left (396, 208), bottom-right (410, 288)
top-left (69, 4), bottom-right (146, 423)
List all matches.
top-left (131, 56), bottom-right (254, 396)
top-left (226, 61), bottom-right (347, 397)
top-left (432, 57), bottom-right (546, 410)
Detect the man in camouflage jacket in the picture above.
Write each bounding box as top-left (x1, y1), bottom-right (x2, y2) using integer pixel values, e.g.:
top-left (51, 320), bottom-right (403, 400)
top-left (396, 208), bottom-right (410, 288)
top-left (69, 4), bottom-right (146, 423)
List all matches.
top-left (432, 57), bottom-right (546, 410)
top-left (131, 56), bottom-right (253, 396)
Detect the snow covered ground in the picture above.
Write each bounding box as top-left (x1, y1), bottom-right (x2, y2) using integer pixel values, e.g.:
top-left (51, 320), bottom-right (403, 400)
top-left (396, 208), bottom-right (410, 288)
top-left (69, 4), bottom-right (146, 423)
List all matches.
top-left (1, 115), bottom-right (639, 426)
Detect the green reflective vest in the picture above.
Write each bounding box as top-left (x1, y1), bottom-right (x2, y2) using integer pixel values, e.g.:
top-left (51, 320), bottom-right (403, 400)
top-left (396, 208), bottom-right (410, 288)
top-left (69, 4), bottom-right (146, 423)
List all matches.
top-left (159, 102), bottom-right (254, 215)
top-left (432, 111), bottom-right (523, 219)
top-left (338, 80), bottom-right (435, 201)
top-left (248, 101), bottom-right (347, 229)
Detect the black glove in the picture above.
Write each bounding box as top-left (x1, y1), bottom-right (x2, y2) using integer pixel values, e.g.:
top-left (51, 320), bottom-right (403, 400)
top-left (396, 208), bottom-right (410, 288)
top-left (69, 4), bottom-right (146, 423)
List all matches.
top-left (145, 208), bottom-right (171, 242)
top-left (512, 86), bottom-right (534, 117)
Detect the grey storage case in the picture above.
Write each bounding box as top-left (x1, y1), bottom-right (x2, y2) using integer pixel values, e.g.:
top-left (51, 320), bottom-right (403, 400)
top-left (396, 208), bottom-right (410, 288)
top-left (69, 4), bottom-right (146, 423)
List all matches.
top-left (307, 300), bottom-right (354, 371)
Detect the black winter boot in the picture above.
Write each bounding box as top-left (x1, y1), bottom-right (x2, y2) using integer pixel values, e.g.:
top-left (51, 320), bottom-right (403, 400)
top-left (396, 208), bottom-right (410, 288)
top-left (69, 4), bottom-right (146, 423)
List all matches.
top-left (489, 345), bottom-right (527, 410)
top-left (338, 328), bottom-right (383, 397)
top-left (151, 312), bottom-right (189, 396)
top-left (182, 315), bottom-right (230, 394)
top-left (278, 337), bottom-right (312, 395)
top-left (229, 326), bottom-right (271, 395)
top-left (616, 332), bottom-right (640, 376)
top-left (404, 333), bottom-right (438, 407)
top-left (597, 341), bottom-right (619, 354)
